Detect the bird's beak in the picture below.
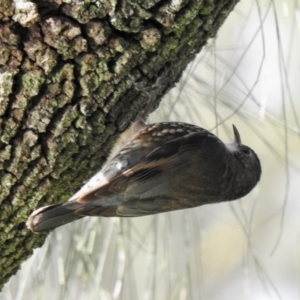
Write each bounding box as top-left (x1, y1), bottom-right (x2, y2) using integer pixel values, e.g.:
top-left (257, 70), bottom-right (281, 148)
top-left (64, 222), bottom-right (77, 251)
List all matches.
top-left (232, 124), bottom-right (241, 145)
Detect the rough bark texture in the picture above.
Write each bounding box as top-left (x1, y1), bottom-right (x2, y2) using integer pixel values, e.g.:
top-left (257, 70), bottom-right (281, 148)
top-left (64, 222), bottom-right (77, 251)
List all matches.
top-left (0, 0), bottom-right (239, 290)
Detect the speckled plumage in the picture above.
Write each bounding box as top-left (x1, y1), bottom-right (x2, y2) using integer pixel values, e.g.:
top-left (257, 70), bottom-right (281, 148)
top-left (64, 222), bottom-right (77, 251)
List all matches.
top-left (27, 122), bottom-right (261, 232)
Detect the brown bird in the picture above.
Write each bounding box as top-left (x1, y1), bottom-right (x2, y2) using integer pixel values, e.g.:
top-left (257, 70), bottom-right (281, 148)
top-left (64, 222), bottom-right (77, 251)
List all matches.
top-left (26, 122), bottom-right (261, 232)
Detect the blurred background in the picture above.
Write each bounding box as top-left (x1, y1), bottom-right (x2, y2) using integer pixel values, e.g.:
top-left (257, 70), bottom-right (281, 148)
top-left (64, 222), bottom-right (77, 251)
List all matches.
top-left (2, 0), bottom-right (300, 299)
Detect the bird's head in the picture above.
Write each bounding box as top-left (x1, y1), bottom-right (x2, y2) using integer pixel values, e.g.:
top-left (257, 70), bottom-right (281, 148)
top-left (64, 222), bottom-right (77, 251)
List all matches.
top-left (226, 125), bottom-right (262, 185)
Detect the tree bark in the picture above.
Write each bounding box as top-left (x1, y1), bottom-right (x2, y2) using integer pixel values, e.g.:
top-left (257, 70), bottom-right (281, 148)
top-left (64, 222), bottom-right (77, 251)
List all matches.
top-left (0, 0), bottom-right (239, 290)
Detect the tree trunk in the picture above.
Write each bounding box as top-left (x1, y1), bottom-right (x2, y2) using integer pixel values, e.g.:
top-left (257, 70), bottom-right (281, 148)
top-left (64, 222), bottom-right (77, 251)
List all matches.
top-left (0, 0), bottom-right (239, 290)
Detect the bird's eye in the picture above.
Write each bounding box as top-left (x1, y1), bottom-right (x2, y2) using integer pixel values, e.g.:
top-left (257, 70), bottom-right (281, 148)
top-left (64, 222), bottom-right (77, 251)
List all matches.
top-left (241, 148), bottom-right (251, 155)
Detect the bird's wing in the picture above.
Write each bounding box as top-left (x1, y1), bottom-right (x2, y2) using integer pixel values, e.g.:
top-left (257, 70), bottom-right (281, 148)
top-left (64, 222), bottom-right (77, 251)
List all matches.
top-left (75, 136), bottom-right (183, 203)
top-left (69, 123), bottom-right (209, 202)
top-left (77, 131), bottom-right (216, 207)
top-left (116, 132), bottom-right (225, 214)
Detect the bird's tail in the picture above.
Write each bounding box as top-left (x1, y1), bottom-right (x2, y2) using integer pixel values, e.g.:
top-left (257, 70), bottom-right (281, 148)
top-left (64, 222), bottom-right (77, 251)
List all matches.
top-left (26, 201), bottom-right (85, 233)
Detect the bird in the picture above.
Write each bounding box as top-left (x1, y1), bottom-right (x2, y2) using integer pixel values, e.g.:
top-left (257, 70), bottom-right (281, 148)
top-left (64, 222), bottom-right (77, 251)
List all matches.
top-left (26, 121), bottom-right (261, 232)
